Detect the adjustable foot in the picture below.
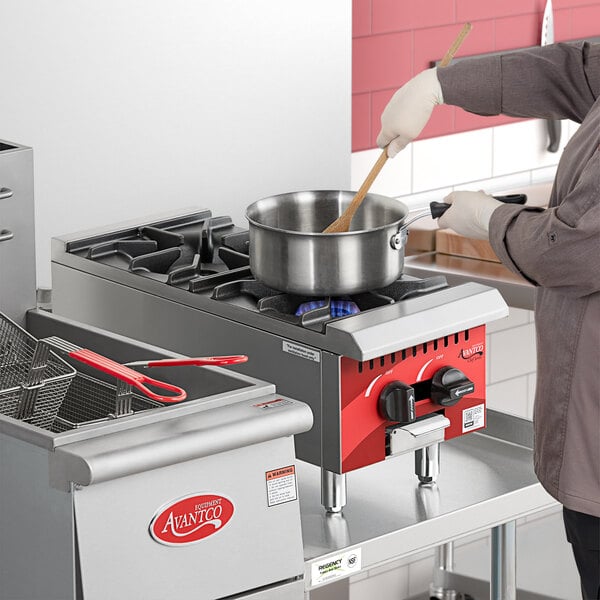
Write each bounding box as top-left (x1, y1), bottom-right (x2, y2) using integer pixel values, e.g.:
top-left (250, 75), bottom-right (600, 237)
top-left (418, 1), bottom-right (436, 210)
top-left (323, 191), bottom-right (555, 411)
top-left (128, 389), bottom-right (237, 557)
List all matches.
top-left (321, 468), bottom-right (347, 513)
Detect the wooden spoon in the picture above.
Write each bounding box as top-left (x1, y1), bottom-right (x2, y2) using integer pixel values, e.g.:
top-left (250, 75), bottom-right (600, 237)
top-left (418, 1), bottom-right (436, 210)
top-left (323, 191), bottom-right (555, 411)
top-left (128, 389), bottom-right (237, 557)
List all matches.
top-left (322, 22), bottom-right (473, 234)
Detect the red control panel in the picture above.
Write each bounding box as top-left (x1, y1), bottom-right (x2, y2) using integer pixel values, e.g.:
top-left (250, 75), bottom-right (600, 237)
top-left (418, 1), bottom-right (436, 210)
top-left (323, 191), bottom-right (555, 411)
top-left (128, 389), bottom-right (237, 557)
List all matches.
top-left (340, 325), bottom-right (487, 473)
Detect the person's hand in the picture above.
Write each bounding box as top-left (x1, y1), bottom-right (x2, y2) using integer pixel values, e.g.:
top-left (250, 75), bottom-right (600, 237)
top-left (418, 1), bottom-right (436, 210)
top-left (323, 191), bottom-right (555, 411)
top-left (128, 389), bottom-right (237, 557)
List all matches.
top-left (437, 191), bottom-right (504, 240)
top-left (376, 68), bottom-right (443, 158)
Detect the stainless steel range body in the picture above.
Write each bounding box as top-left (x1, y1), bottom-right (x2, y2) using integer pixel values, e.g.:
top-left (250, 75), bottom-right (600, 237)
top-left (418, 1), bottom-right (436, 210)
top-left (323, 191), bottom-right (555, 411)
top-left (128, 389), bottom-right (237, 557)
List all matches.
top-left (51, 207), bottom-right (508, 511)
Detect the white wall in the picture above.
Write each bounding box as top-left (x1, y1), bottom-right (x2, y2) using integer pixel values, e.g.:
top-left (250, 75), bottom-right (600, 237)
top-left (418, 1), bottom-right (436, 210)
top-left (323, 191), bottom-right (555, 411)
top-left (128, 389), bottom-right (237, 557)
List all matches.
top-left (0, 0), bottom-right (351, 287)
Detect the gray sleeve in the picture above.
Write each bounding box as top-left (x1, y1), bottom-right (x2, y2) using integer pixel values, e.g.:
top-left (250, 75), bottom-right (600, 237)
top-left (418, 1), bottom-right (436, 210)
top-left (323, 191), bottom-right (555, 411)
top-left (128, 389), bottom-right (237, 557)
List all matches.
top-left (438, 42), bottom-right (600, 123)
top-left (488, 151), bottom-right (600, 298)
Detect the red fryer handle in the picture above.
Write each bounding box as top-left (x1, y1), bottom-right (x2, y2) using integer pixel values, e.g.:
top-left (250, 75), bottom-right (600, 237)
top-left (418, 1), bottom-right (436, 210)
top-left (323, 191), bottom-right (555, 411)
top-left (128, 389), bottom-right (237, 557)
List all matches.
top-left (68, 348), bottom-right (187, 403)
top-left (143, 355), bottom-right (248, 368)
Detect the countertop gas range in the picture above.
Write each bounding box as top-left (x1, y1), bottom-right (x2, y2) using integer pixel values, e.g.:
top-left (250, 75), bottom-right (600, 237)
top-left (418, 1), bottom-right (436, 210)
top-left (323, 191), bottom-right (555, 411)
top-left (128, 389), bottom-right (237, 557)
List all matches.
top-left (52, 207), bottom-right (508, 511)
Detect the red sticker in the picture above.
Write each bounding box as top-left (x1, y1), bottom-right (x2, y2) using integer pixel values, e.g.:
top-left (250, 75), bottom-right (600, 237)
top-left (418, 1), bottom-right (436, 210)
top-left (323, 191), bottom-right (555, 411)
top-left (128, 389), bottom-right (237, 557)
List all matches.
top-left (149, 494), bottom-right (234, 546)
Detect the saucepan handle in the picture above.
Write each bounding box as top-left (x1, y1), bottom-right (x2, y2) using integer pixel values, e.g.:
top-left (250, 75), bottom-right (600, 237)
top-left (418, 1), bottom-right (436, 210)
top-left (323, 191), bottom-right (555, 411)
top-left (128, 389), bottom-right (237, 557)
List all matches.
top-left (390, 208), bottom-right (433, 250)
top-left (430, 193), bottom-right (527, 219)
top-left (390, 194), bottom-right (527, 250)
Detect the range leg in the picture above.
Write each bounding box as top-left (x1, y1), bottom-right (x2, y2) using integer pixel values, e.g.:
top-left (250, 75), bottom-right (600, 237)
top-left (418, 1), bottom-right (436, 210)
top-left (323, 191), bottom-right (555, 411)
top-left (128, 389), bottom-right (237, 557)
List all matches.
top-left (321, 468), bottom-right (347, 513)
top-left (415, 442), bottom-right (440, 484)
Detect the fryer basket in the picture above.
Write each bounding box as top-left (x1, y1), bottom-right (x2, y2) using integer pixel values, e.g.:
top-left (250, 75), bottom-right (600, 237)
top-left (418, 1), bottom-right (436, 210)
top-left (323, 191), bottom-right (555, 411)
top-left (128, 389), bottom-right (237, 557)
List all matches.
top-left (0, 313), bottom-right (76, 429)
top-left (52, 373), bottom-right (162, 432)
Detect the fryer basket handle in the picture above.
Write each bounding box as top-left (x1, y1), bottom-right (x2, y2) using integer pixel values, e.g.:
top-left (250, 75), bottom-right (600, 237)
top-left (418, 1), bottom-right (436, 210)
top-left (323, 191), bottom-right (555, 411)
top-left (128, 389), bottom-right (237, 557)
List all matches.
top-left (68, 348), bottom-right (187, 403)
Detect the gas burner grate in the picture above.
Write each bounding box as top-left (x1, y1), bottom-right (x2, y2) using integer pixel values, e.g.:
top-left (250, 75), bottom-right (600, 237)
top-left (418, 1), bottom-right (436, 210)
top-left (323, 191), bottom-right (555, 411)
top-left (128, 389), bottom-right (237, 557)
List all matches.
top-left (210, 275), bottom-right (449, 332)
top-left (189, 267), bottom-right (254, 293)
top-left (86, 240), bottom-right (159, 261)
top-left (138, 226), bottom-right (185, 250)
top-left (376, 275), bottom-right (448, 300)
top-left (211, 278), bottom-right (280, 301)
top-left (130, 247), bottom-right (183, 274)
top-left (198, 216), bottom-right (236, 263)
top-left (81, 216), bottom-right (250, 287)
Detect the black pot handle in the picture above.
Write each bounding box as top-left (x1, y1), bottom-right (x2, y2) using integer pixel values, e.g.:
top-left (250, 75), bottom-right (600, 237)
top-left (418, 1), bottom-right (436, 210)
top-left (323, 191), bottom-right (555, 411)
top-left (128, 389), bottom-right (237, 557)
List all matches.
top-left (430, 193), bottom-right (527, 219)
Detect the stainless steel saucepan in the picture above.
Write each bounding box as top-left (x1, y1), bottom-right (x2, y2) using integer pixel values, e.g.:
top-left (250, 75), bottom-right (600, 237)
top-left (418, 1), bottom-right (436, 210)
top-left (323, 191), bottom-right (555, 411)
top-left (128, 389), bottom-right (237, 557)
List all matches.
top-left (246, 190), bottom-right (527, 297)
top-left (246, 190), bottom-right (421, 296)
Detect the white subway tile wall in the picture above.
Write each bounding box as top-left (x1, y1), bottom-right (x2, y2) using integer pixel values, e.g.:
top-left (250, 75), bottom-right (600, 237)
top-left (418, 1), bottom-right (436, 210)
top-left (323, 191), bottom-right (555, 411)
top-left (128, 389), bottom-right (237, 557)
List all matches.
top-left (531, 165), bottom-right (558, 184)
top-left (350, 147), bottom-right (411, 197)
top-left (455, 171), bottom-right (532, 195)
top-left (488, 322), bottom-right (537, 384)
top-left (406, 555), bottom-right (436, 597)
top-left (492, 119), bottom-right (569, 177)
top-left (412, 128), bottom-right (494, 193)
top-left (486, 307), bottom-right (531, 333)
top-left (486, 375), bottom-right (532, 417)
top-left (349, 565), bottom-right (409, 600)
top-left (398, 185), bottom-right (453, 209)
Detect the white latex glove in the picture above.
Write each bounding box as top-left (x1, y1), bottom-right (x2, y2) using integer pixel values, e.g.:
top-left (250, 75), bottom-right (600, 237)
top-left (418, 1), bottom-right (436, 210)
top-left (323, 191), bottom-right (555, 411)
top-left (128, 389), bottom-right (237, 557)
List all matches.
top-left (438, 190), bottom-right (504, 240)
top-left (376, 68), bottom-right (444, 158)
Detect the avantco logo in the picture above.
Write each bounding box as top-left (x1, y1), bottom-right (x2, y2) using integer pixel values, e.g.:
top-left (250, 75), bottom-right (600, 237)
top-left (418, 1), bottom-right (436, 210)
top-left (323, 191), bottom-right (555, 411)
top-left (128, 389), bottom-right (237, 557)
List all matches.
top-left (149, 493), bottom-right (234, 546)
top-left (459, 343), bottom-right (484, 361)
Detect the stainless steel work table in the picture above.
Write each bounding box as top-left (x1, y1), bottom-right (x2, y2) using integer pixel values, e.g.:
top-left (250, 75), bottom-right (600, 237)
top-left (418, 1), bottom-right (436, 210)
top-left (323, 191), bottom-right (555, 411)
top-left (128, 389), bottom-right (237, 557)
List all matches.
top-left (299, 411), bottom-right (558, 599)
top-left (405, 253), bottom-right (536, 311)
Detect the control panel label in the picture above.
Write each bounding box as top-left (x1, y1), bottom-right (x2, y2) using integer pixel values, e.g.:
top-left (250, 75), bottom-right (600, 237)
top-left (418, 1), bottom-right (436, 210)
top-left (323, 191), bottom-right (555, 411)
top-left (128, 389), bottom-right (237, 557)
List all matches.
top-left (462, 403), bottom-right (485, 433)
top-left (265, 465), bottom-right (297, 507)
top-left (253, 398), bottom-right (293, 410)
top-left (311, 548), bottom-right (362, 586)
top-left (282, 340), bottom-right (321, 363)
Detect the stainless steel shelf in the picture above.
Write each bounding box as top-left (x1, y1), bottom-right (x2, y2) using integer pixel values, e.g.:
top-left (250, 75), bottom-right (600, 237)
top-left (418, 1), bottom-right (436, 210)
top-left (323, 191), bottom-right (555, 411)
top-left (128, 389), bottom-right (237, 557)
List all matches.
top-left (300, 412), bottom-right (555, 591)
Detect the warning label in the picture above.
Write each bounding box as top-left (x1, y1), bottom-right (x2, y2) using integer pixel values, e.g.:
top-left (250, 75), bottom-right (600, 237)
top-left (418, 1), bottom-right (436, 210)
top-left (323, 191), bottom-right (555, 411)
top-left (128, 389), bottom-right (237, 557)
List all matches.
top-left (266, 466), bottom-right (298, 507)
top-left (463, 403), bottom-right (485, 433)
top-left (311, 548), bottom-right (362, 586)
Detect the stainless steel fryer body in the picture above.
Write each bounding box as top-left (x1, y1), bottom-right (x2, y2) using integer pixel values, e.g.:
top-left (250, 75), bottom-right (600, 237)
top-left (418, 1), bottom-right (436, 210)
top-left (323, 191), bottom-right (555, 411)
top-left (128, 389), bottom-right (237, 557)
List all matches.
top-left (0, 313), bottom-right (311, 600)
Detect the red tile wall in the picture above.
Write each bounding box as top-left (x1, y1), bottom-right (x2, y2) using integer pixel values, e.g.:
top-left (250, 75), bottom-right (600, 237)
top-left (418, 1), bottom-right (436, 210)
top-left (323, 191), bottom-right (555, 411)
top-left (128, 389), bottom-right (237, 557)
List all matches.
top-left (352, 0), bottom-right (600, 151)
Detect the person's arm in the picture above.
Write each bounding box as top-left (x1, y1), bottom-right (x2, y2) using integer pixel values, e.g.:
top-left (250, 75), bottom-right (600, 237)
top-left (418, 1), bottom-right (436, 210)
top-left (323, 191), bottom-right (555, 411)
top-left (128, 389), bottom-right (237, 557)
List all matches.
top-left (488, 152), bottom-right (600, 298)
top-left (438, 41), bottom-right (600, 122)
top-left (378, 42), bottom-right (600, 156)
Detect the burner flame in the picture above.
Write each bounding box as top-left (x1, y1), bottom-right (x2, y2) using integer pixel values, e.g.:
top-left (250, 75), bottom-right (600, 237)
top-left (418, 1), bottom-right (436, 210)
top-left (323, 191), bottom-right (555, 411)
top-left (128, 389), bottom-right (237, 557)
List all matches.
top-left (295, 300), bottom-right (360, 318)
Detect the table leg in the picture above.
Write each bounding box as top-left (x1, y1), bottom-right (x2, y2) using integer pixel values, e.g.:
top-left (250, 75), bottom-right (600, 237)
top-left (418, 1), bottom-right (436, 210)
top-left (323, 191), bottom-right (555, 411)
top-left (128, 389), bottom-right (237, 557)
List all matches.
top-left (430, 542), bottom-right (458, 600)
top-left (491, 520), bottom-right (516, 600)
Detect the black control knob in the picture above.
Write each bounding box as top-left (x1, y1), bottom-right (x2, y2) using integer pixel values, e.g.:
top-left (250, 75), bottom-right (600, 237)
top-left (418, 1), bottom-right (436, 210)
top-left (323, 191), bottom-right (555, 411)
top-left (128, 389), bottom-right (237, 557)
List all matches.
top-left (431, 367), bottom-right (475, 407)
top-left (379, 381), bottom-right (416, 424)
